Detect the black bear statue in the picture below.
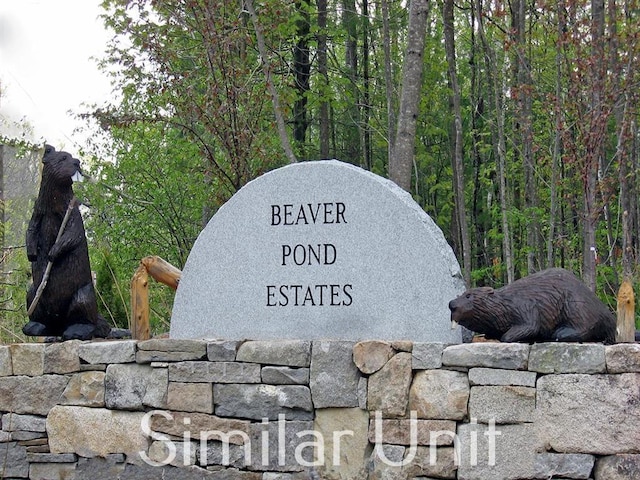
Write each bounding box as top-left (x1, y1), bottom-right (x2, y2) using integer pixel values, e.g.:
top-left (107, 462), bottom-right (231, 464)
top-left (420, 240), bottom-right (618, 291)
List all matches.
top-left (24, 145), bottom-right (110, 340)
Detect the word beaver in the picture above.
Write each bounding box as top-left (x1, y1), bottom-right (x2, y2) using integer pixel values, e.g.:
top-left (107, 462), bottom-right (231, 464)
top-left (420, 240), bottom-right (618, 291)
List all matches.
top-left (24, 145), bottom-right (110, 340)
top-left (448, 268), bottom-right (616, 343)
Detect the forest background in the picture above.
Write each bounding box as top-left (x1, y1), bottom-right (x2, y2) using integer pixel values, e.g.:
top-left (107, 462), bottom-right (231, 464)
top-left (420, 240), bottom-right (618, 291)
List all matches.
top-left (2, 0), bottom-right (640, 338)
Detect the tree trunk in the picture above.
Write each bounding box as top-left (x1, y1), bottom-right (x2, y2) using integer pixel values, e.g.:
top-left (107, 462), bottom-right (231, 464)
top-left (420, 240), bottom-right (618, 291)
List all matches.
top-left (513, 0), bottom-right (538, 274)
top-left (316, 0), bottom-right (330, 158)
top-left (475, 0), bottom-right (514, 283)
top-left (381, 0), bottom-right (396, 163)
top-left (547, 0), bottom-right (566, 269)
top-left (443, 0), bottom-right (471, 286)
top-left (389, 0), bottom-right (430, 191)
top-left (293, 0), bottom-right (311, 155)
top-left (582, 0), bottom-right (606, 291)
top-left (244, 0), bottom-right (297, 164)
top-left (343, 0), bottom-right (360, 164)
top-left (361, 0), bottom-right (372, 169)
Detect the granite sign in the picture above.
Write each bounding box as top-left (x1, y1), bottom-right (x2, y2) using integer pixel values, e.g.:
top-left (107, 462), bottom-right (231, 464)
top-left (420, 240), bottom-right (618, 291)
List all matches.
top-left (170, 160), bottom-right (465, 342)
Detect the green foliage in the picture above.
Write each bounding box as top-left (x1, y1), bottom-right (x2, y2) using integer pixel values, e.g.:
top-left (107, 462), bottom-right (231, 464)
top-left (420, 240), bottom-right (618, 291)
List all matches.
top-left (0, 248), bottom-right (31, 344)
top-left (94, 248), bottom-right (128, 329)
top-left (78, 122), bottom-right (210, 331)
top-left (63, 0), bottom-right (640, 330)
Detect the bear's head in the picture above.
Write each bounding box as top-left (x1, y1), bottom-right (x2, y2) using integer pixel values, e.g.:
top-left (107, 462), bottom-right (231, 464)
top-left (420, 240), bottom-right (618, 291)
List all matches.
top-left (42, 149), bottom-right (82, 188)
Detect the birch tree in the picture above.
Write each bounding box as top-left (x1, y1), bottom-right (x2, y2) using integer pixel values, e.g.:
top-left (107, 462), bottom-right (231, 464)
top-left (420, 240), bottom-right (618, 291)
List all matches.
top-left (389, 0), bottom-right (430, 191)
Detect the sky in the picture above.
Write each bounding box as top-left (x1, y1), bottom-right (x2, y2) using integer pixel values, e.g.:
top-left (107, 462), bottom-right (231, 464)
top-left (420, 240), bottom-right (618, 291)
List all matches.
top-left (0, 0), bottom-right (112, 149)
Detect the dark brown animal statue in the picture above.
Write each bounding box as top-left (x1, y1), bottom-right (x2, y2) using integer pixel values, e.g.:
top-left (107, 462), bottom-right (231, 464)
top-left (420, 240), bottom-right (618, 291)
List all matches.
top-left (24, 145), bottom-right (110, 340)
top-left (448, 268), bottom-right (616, 343)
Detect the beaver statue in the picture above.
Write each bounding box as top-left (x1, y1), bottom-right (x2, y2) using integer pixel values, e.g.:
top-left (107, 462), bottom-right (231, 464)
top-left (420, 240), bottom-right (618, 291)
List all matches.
top-left (24, 145), bottom-right (110, 340)
top-left (448, 268), bottom-right (616, 344)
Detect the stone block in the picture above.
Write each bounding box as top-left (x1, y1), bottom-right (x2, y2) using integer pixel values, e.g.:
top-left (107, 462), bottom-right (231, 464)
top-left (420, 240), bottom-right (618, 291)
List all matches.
top-left (236, 340), bottom-right (311, 367)
top-left (314, 408), bottom-right (370, 479)
top-left (207, 340), bottom-right (239, 361)
top-left (468, 367), bottom-right (537, 387)
top-left (136, 339), bottom-right (207, 362)
top-left (261, 366), bottom-right (310, 385)
top-left (536, 373), bottom-right (640, 454)
top-left (170, 160), bottom-right (465, 343)
top-left (105, 363), bottom-right (167, 410)
top-left (0, 442), bottom-right (28, 478)
top-left (594, 454), bottom-right (640, 480)
top-left (412, 343), bottom-right (445, 370)
top-left (402, 446), bottom-right (457, 479)
top-left (78, 340), bottom-right (136, 364)
top-left (310, 341), bottom-right (360, 408)
top-left (529, 343), bottom-right (606, 374)
top-left (357, 376), bottom-right (367, 410)
top-left (409, 370), bottom-right (469, 420)
top-left (138, 338), bottom-right (207, 353)
top-left (367, 352), bottom-right (412, 417)
top-left (147, 440), bottom-right (197, 467)
top-left (391, 341), bottom-right (413, 352)
top-left (262, 474), bottom-right (313, 480)
top-left (27, 453), bottom-right (78, 463)
top-left (12, 431), bottom-right (46, 441)
top-left (368, 443), bottom-right (405, 478)
top-left (167, 382), bottom-right (213, 413)
top-left (468, 386), bottom-right (535, 423)
top-left (168, 361), bottom-right (261, 383)
top-left (0, 375), bottom-right (69, 415)
top-left (214, 384), bottom-right (313, 421)
top-left (136, 350), bottom-right (206, 363)
top-left (198, 440), bottom-right (250, 468)
top-left (353, 340), bottom-right (395, 374)
top-left (606, 344), bottom-right (640, 373)
top-left (457, 422), bottom-right (537, 480)
top-left (44, 340), bottom-right (81, 374)
top-left (1, 413), bottom-right (46, 432)
top-left (534, 453), bottom-right (595, 479)
top-left (369, 417), bottom-right (457, 446)
top-left (74, 456), bottom-right (126, 480)
top-left (249, 419), bottom-right (314, 472)
top-left (60, 371), bottom-right (105, 407)
top-left (29, 462), bottom-right (77, 480)
top-left (442, 343), bottom-right (529, 370)
top-left (370, 445), bottom-right (457, 479)
top-left (10, 343), bottom-right (45, 376)
top-left (0, 346), bottom-right (12, 376)
top-left (47, 405), bottom-right (148, 458)
top-left (149, 410), bottom-right (250, 443)
top-left (78, 456), bottom-right (262, 479)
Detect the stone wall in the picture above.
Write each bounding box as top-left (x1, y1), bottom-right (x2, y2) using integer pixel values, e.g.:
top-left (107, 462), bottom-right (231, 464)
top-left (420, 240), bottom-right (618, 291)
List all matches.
top-left (0, 339), bottom-right (639, 479)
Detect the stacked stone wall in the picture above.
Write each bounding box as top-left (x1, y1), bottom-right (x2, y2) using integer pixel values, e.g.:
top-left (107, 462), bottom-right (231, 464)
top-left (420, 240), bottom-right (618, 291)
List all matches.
top-left (0, 339), bottom-right (638, 479)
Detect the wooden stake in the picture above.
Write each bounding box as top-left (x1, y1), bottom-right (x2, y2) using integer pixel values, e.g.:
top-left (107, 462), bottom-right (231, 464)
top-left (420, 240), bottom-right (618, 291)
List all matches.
top-left (141, 255), bottom-right (181, 290)
top-left (616, 279), bottom-right (636, 343)
top-left (129, 256), bottom-right (182, 340)
top-left (130, 263), bottom-right (150, 341)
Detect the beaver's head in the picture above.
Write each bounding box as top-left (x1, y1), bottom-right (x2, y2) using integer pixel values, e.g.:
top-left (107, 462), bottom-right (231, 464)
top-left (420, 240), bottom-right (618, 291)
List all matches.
top-left (448, 287), bottom-right (509, 339)
top-left (42, 149), bottom-right (82, 188)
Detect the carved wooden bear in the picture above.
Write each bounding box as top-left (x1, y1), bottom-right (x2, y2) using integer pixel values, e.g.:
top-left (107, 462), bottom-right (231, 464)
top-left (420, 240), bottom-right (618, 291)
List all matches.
top-left (24, 146), bottom-right (110, 340)
top-left (448, 268), bottom-right (616, 344)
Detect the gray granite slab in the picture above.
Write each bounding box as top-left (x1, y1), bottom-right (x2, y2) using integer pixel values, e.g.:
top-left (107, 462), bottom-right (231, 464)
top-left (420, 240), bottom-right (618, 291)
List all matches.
top-left (171, 160), bottom-right (464, 342)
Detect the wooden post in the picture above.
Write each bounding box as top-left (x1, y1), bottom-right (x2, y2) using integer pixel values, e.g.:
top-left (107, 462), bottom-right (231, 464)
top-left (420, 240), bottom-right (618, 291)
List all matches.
top-left (129, 256), bottom-right (182, 340)
top-left (131, 263), bottom-right (150, 341)
top-left (141, 255), bottom-right (181, 290)
top-left (616, 279), bottom-right (635, 343)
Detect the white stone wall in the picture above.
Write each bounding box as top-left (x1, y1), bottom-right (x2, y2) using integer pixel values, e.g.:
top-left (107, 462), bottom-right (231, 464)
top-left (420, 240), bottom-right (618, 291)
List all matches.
top-left (0, 339), bottom-right (638, 479)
